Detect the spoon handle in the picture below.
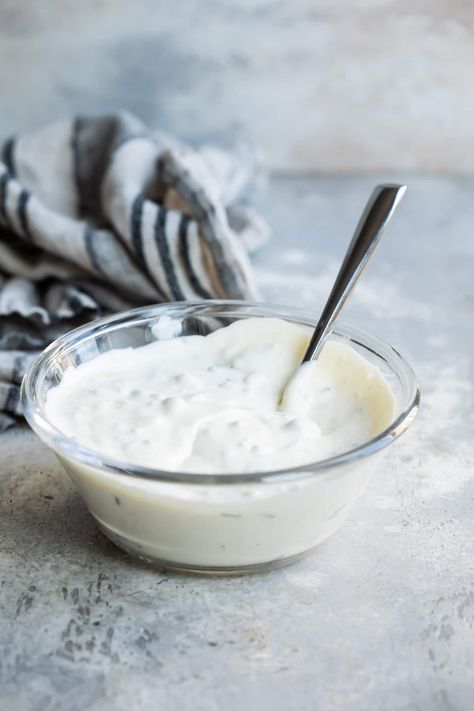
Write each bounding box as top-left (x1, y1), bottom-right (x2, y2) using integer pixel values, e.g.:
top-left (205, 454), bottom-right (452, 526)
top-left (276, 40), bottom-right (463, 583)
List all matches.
top-left (302, 183), bottom-right (407, 363)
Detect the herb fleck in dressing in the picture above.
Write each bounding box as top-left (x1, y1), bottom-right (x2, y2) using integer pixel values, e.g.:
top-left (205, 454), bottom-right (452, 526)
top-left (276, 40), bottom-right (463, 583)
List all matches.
top-left (46, 318), bottom-right (394, 474)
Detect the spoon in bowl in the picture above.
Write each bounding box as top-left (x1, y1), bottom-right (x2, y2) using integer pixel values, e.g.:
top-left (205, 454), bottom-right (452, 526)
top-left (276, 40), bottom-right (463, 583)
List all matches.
top-left (301, 183), bottom-right (406, 363)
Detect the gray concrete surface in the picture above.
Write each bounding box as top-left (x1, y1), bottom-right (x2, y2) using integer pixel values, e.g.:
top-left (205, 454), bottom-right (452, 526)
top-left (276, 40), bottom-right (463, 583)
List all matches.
top-left (1, 1), bottom-right (474, 172)
top-left (1, 175), bottom-right (473, 710)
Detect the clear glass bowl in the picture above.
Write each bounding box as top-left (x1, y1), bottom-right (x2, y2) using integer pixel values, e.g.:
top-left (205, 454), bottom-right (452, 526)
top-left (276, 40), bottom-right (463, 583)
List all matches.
top-left (21, 301), bottom-right (420, 574)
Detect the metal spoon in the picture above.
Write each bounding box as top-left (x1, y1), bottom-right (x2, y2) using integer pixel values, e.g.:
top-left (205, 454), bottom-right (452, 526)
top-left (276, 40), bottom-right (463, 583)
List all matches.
top-left (301, 183), bottom-right (406, 363)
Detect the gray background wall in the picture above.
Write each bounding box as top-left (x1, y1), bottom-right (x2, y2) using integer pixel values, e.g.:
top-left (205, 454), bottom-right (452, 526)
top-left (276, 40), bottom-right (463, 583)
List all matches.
top-left (1, 0), bottom-right (473, 172)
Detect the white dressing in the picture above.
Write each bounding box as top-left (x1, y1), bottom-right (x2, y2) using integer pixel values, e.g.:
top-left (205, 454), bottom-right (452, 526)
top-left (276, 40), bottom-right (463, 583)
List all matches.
top-left (46, 318), bottom-right (394, 473)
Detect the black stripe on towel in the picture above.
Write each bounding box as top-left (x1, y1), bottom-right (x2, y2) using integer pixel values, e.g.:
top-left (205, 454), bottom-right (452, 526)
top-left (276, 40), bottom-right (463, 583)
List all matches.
top-left (11, 354), bottom-right (26, 385)
top-left (84, 224), bottom-right (105, 275)
top-left (17, 189), bottom-right (33, 242)
top-left (130, 193), bottom-right (167, 300)
top-left (0, 171), bottom-right (12, 229)
top-left (2, 137), bottom-right (16, 176)
top-left (178, 214), bottom-right (212, 299)
top-left (130, 193), bottom-right (146, 267)
top-left (154, 207), bottom-right (184, 300)
top-left (5, 383), bottom-right (20, 415)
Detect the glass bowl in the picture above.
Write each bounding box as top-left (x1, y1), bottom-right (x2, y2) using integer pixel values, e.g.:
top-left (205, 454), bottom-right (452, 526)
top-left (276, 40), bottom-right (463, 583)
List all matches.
top-left (21, 300), bottom-right (419, 574)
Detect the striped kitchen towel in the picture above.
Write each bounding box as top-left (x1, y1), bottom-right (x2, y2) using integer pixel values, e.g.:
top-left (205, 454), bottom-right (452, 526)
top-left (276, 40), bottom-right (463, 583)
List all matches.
top-left (0, 111), bottom-right (269, 430)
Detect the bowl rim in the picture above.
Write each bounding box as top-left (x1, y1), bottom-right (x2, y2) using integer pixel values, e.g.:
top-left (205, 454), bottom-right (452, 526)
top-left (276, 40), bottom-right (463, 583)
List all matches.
top-left (21, 299), bottom-right (420, 485)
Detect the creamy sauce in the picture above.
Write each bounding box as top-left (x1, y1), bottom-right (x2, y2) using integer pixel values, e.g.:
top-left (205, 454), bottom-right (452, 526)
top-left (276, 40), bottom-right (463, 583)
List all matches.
top-left (46, 318), bottom-right (394, 474)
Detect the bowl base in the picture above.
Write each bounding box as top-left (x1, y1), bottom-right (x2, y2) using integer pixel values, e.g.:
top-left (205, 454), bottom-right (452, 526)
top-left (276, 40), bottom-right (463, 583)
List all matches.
top-left (96, 521), bottom-right (316, 576)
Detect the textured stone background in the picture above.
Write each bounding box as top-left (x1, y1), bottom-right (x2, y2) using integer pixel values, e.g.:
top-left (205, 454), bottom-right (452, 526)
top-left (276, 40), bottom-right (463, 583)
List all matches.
top-left (1, 0), bottom-right (473, 172)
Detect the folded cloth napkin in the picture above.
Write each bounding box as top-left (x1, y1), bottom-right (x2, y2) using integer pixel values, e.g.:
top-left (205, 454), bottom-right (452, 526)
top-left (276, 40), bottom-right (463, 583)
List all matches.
top-left (0, 111), bottom-right (269, 430)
